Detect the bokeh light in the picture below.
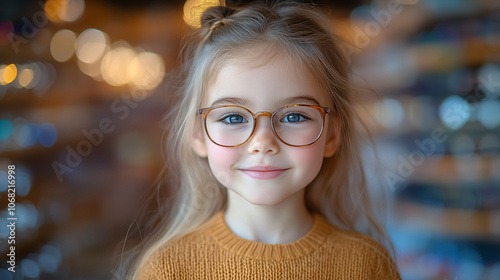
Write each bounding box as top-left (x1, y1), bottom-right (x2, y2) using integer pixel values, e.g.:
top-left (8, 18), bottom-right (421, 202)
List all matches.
top-left (18, 67), bottom-right (34, 88)
top-left (50, 29), bottom-right (77, 62)
top-left (38, 123), bottom-right (58, 147)
top-left (27, 62), bottom-right (42, 90)
top-left (45, 0), bottom-right (64, 22)
top-left (38, 244), bottom-right (62, 273)
top-left (45, 0), bottom-right (85, 23)
top-left (183, 0), bottom-right (219, 27)
top-left (21, 259), bottom-right (40, 278)
top-left (13, 123), bottom-right (39, 148)
top-left (60, 0), bottom-right (85, 22)
top-left (33, 62), bottom-right (57, 96)
top-left (17, 201), bottom-right (40, 231)
top-left (76, 28), bottom-right (109, 64)
top-left (128, 51), bottom-right (165, 90)
top-left (375, 98), bottom-right (404, 129)
top-left (0, 119), bottom-right (13, 140)
top-left (16, 168), bottom-right (32, 197)
top-left (0, 64), bottom-right (17, 85)
top-left (101, 44), bottom-right (136, 86)
top-left (477, 99), bottom-right (500, 129)
top-left (438, 95), bottom-right (471, 130)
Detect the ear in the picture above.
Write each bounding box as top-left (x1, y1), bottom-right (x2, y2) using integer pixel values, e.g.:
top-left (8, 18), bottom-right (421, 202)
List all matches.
top-left (191, 122), bottom-right (208, 158)
top-left (323, 118), bottom-right (340, 158)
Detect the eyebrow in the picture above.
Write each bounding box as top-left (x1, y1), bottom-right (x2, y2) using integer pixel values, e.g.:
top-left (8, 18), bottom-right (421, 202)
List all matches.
top-left (210, 97), bottom-right (248, 107)
top-left (210, 96), bottom-right (321, 107)
top-left (284, 96), bottom-right (320, 105)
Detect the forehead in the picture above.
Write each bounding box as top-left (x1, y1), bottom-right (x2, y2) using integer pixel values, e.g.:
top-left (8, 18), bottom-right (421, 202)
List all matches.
top-left (204, 50), bottom-right (327, 110)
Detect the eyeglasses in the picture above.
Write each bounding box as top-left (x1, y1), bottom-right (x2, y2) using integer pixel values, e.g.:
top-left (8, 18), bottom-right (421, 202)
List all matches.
top-left (198, 104), bottom-right (330, 147)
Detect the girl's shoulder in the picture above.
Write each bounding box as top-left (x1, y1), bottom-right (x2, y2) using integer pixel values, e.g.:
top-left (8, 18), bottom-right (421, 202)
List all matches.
top-left (318, 215), bottom-right (388, 253)
top-left (134, 223), bottom-right (216, 279)
top-left (325, 221), bottom-right (388, 253)
top-left (319, 217), bottom-right (399, 279)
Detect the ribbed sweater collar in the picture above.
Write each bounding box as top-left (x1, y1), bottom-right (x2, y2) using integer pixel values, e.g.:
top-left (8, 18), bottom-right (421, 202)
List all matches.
top-left (206, 211), bottom-right (333, 260)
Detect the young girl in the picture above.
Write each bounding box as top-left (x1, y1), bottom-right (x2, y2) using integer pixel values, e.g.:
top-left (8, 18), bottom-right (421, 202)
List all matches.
top-left (125, 0), bottom-right (401, 279)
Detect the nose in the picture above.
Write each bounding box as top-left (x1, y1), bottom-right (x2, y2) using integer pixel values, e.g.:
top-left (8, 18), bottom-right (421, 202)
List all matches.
top-left (246, 115), bottom-right (280, 155)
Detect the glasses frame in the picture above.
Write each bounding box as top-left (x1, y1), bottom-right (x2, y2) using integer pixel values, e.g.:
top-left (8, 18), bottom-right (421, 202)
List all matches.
top-left (198, 104), bottom-right (330, 147)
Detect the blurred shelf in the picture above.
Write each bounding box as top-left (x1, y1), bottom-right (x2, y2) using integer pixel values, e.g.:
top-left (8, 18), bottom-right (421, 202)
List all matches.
top-left (0, 86), bottom-right (140, 110)
top-left (409, 155), bottom-right (500, 184)
top-left (394, 200), bottom-right (500, 241)
top-left (397, 180), bottom-right (500, 211)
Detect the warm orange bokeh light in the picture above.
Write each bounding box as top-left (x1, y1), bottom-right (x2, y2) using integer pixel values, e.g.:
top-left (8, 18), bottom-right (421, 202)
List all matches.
top-left (183, 0), bottom-right (219, 28)
top-left (44, 0), bottom-right (85, 23)
top-left (18, 68), bottom-right (34, 88)
top-left (101, 45), bottom-right (136, 87)
top-left (50, 29), bottom-right (77, 62)
top-left (0, 64), bottom-right (17, 85)
top-left (128, 52), bottom-right (165, 91)
top-left (76, 29), bottom-right (109, 64)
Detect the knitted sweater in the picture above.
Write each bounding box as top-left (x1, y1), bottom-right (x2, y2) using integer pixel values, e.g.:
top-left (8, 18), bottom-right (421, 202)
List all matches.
top-left (136, 212), bottom-right (401, 279)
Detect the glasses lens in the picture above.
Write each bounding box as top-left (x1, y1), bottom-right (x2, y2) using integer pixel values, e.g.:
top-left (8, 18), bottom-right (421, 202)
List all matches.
top-left (205, 106), bottom-right (254, 146)
top-left (273, 106), bottom-right (324, 146)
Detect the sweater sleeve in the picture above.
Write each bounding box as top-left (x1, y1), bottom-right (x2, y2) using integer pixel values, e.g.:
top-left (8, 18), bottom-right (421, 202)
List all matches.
top-left (371, 242), bottom-right (401, 280)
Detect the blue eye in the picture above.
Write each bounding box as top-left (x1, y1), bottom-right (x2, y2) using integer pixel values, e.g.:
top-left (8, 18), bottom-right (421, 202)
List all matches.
top-left (281, 113), bottom-right (308, 123)
top-left (220, 114), bottom-right (248, 124)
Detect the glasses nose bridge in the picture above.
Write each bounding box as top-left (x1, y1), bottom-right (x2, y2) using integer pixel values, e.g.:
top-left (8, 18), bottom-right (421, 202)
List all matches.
top-left (250, 110), bottom-right (276, 136)
top-left (252, 111), bottom-right (275, 128)
top-left (253, 111), bottom-right (273, 120)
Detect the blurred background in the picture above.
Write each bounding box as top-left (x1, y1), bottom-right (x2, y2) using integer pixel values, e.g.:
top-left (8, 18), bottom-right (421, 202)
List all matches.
top-left (0, 0), bottom-right (499, 279)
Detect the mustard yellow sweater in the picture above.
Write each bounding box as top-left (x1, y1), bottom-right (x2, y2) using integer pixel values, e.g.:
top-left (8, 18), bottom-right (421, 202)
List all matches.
top-left (136, 212), bottom-right (401, 279)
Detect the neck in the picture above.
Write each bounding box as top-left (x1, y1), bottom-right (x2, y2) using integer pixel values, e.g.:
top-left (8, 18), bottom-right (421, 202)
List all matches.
top-left (224, 189), bottom-right (314, 244)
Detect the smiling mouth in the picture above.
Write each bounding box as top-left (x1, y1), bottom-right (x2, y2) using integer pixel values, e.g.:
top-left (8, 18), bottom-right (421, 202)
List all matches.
top-left (239, 167), bottom-right (290, 179)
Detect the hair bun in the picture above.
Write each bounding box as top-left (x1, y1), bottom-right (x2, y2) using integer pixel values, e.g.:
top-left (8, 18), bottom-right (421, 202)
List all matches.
top-left (200, 6), bottom-right (236, 30)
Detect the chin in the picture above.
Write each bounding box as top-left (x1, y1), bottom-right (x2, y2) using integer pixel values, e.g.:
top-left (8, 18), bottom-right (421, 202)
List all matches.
top-left (238, 190), bottom-right (292, 206)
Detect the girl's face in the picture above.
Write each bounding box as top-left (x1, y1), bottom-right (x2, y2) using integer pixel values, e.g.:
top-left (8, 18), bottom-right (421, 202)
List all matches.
top-left (191, 53), bottom-right (339, 206)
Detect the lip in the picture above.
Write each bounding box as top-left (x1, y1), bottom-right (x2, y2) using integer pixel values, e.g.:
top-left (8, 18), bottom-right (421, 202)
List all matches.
top-left (239, 166), bottom-right (290, 179)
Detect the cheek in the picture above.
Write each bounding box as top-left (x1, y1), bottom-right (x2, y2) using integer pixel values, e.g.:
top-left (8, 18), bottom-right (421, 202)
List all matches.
top-left (291, 143), bottom-right (325, 173)
top-left (206, 142), bottom-right (240, 185)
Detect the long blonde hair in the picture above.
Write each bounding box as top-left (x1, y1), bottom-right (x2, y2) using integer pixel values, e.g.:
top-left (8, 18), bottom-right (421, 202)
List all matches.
top-left (119, 1), bottom-right (395, 278)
